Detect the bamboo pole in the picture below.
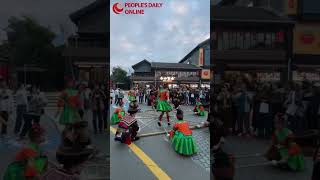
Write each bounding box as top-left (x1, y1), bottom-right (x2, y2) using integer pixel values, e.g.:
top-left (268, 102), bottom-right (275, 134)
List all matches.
top-left (138, 124), bottom-right (207, 138)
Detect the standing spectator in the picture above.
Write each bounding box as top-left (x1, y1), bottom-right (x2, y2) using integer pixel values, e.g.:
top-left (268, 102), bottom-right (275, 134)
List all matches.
top-left (0, 79), bottom-right (13, 137)
top-left (146, 87), bottom-right (151, 104)
top-left (190, 91), bottom-right (195, 105)
top-left (14, 84), bottom-right (28, 135)
top-left (117, 89), bottom-right (124, 105)
top-left (114, 88), bottom-right (119, 105)
top-left (20, 86), bottom-right (47, 139)
top-left (91, 84), bottom-right (105, 134)
top-left (235, 86), bottom-right (251, 136)
top-left (138, 89), bottom-right (144, 104)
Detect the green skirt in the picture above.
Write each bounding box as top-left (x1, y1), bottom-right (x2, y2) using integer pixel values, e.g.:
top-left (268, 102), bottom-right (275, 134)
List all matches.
top-left (172, 131), bottom-right (197, 156)
top-left (111, 112), bottom-right (125, 125)
top-left (59, 106), bottom-right (81, 125)
top-left (197, 108), bottom-right (205, 116)
top-left (157, 100), bottom-right (172, 112)
top-left (279, 148), bottom-right (305, 171)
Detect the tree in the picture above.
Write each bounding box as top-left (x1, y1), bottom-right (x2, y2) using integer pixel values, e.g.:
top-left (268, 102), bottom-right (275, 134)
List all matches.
top-left (5, 16), bottom-right (64, 90)
top-left (111, 66), bottom-right (131, 90)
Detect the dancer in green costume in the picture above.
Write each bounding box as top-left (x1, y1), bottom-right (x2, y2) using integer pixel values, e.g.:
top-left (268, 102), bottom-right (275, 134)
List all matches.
top-left (3, 124), bottom-right (48, 180)
top-left (128, 90), bottom-right (136, 102)
top-left (194, 100), bottom-right (205, 116)
top-left (265, 113), bottom-right (305, 171)
top-left (157, 85), bottom-right (172, 126)
top-left (111, 101), bottom-right (125, 125)
top-left (56, 77), bottom-right (81, 127)
top-left (168, 109), bottom-right (197, 156)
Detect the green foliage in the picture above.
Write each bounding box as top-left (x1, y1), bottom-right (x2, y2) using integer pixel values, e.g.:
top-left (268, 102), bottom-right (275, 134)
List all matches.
top-left (6, 16), bottom-right (56, 67)
top-left (111, 66), bottom-right (131, 90)
top-left (5, 16), bottom-right (65, 90)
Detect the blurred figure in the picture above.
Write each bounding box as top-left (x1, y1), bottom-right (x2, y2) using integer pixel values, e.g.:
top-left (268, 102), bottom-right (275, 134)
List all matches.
top-left (91, 84), bottom-right (105, 134)
top-left (14, 84), bottom-right (28, 135)
top-left (0, 78), bottom-right (13, 137)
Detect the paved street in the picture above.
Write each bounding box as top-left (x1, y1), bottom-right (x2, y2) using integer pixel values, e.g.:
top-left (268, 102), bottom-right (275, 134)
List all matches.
top-left (110, 99), bottom-right (210, 180)
top-left (221, 136), bottom-right (314, 180)
top-left (0, 108), bottom-right (109, 180)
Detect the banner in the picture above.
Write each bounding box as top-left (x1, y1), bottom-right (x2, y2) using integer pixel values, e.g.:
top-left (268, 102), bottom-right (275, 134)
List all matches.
top-left (285, 0), bottom-right (297, 15)
top-left (199, 48), bottom-right (204, 67)
top-left (201, 69), bottom-right (210, 79)
top-left (293, 23), bottom-right (320, 55)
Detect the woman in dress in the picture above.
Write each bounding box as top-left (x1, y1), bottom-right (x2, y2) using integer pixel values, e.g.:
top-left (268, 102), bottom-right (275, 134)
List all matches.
top-left (157, 85), bottom-right (172, 126)
top-left (265, 113), bottom-right (305, 171)
top-left (169, 109), bottom-right (197, 156)
top-left (56, 77), bottom-right (81, 129)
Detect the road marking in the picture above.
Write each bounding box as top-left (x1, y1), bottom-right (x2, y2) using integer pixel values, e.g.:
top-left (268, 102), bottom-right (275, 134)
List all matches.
top-left (110, 127), bottom-right (171, 180)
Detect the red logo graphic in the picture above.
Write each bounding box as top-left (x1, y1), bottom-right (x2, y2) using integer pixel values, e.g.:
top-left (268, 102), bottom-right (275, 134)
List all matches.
top-left (113, 3), bottom-right (123, 14)
top-left (203, 71), bottom-right (209, 76)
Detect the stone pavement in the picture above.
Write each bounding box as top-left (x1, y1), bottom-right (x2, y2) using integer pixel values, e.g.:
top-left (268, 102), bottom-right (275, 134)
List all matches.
top-left (112, 102), bottom-right (210, 172)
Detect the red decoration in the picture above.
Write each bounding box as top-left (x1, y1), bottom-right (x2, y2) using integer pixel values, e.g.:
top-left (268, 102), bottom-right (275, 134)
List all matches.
top-left (203, 71), bottom-right (209, 76)
top-left (300, 34), bottom-right (315, 44)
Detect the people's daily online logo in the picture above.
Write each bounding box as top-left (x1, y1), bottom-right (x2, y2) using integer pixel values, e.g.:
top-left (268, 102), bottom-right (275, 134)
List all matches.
top-left (112, 2), bottom-right (163, 15)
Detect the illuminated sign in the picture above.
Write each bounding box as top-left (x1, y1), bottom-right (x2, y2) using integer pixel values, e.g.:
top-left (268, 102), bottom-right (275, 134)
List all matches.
top-left (201, 69), bottom-right (210, 79)
top-left (199, 48), bottom-right (204, 67)
top-left (293, 23), bottom-right (320, 55)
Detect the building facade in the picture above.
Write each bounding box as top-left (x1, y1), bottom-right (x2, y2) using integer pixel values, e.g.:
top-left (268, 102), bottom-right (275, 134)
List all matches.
top-left (63, 0), bottom-right (107, 85)
top-left (212, 5), bottom-right (294, 83)
top-left (131, 60), bottom-right (202, 88)
top-left (179, 39), bottom-right (211, 87)
top-left (222, 0), bottom-right (320, 82)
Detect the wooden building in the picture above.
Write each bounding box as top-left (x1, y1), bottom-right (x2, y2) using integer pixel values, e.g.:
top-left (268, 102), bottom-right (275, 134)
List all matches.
top-left (131, 59), bottom-right (202, 88)
top-left (211, 5), bottom-right (295, 82)
top-left (63, 0), bottom-right (107, 84)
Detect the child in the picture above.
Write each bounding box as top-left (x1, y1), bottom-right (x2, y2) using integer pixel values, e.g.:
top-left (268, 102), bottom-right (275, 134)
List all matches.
top-left (168, 109), bottom-right (197, 156)
top-left (111, 101), bottom-right (125, 125)
top-left (4, 124), bottom-right (48, 180)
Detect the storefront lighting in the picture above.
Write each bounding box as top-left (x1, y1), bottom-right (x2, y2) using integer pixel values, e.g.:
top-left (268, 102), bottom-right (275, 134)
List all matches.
top-left (160, 77), bottom-right (163, 80)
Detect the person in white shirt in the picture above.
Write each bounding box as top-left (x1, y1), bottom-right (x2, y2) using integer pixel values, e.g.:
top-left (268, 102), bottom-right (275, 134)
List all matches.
top-left (14, 84), bottom-right (28, 135)
top-left (114, 88), bottom-right (119, 105)
top-left (0, 79), bottom-right (13, 136)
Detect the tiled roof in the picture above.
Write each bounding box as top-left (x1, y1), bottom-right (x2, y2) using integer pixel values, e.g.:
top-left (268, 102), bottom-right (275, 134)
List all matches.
top-left (70, 0), bottom-right (107, 24)
top-left (151, 62), bottom-right (201, 70)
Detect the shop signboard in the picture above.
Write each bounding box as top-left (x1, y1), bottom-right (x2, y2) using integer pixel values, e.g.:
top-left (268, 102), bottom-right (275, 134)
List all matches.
top-left (293, 23), bottom-right (320, 55)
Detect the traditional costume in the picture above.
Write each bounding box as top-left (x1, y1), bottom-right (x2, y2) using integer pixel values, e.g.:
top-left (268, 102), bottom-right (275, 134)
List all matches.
top-left (111, 102), bottom-right (125, 125)
top-left (194, 101), bottom-right (205, 116)
top-left (156, 87), bottom-right (172, 112)
top-left (114, 101), bottom-right (140, 145)
top-left (265, 113), bottom-right (305, 171)
top-left (57, 77), bottom-right (81, 125)
top-left (4, 124), bottom-right (48, 180)
top-left (157, 86), bottom-right (172, 126)
top-left (128, 90), bottom-right (136, 102)
top-left (169, 109), bottom-right (197, 156)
